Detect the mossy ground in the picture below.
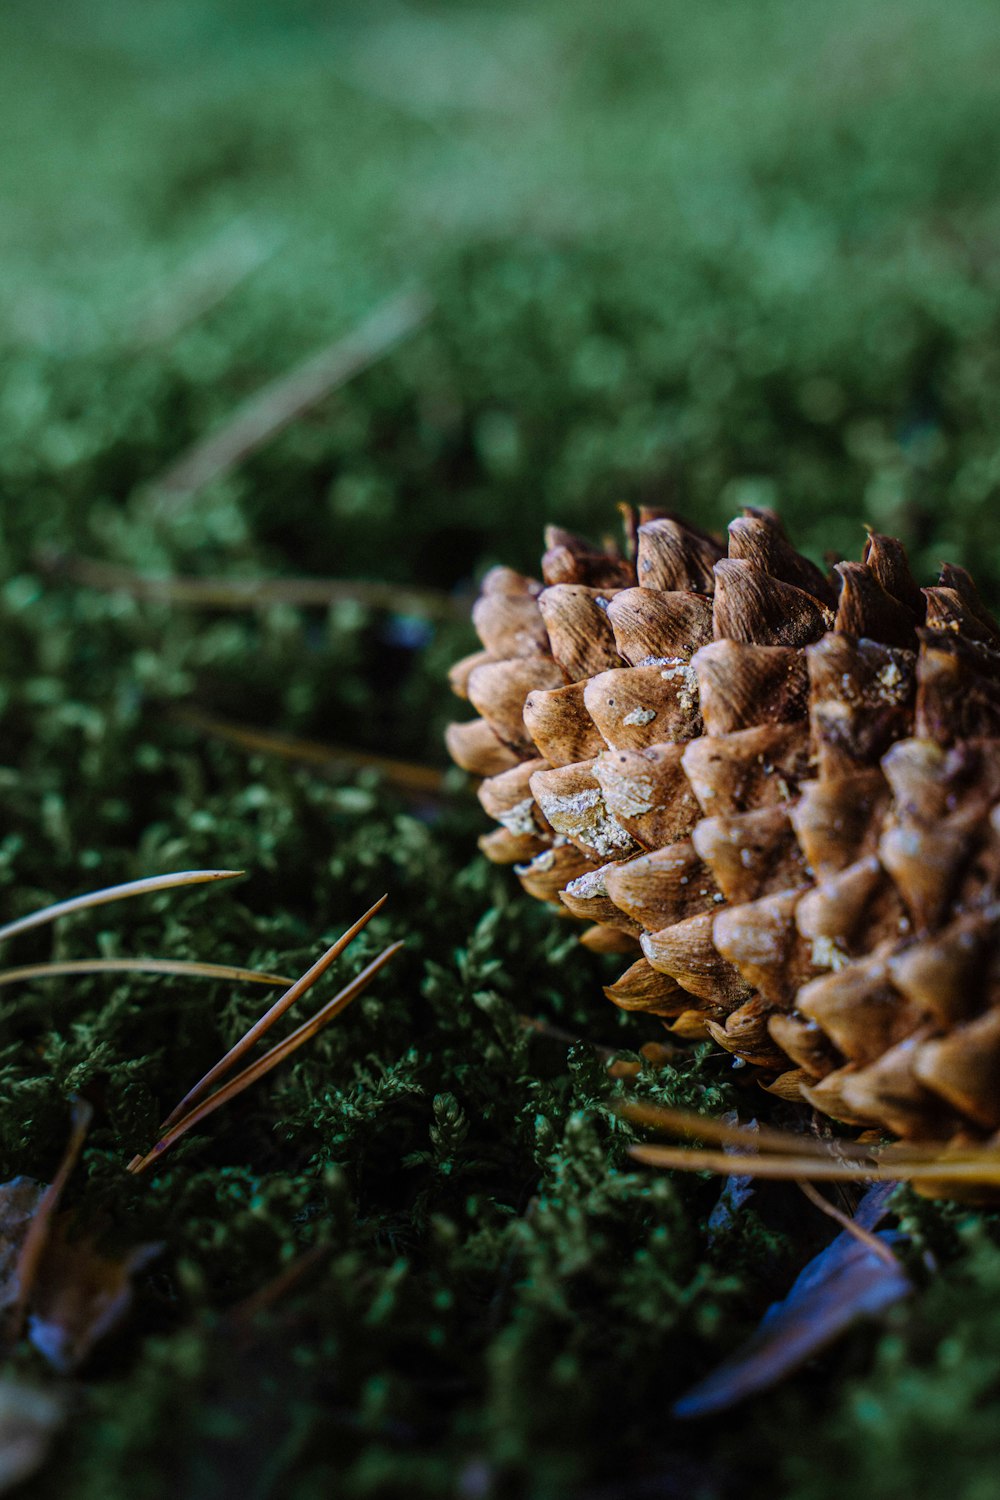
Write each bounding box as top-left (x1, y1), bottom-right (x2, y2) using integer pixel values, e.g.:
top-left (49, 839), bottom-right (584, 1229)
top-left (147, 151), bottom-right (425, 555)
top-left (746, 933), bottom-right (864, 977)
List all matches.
top-left (2, 2), bottom-right (1000, 1495)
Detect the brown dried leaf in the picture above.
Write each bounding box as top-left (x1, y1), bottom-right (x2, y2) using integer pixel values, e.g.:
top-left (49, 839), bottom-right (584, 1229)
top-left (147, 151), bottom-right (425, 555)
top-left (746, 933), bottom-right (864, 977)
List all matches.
top-left (0, 1181), bottom-right (46, 1316)
top-left (3, 1100), bottom-right (92, 1342)
top-left (673, 1184), bottom-right (910, 1417)
top-left (0, 1106), bottom-right (157, 1371)
top-left (28, 1215), bottom-right (160, 1373)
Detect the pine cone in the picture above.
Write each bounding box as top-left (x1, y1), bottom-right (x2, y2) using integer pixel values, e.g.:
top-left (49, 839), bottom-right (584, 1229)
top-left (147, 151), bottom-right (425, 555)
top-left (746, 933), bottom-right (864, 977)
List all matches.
top-left (446, 508), bottom-right (1000, 1149)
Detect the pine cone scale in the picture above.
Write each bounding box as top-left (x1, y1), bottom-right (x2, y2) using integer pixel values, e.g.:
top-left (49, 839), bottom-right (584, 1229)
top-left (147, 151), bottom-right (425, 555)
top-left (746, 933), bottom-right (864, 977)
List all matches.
top-left (446, 506), bottom-right (1000, 1159)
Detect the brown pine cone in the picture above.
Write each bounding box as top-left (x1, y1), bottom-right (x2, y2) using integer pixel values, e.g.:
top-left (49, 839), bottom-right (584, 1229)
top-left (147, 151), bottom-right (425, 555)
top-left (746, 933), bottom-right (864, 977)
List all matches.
top-left (446, 507), bottom-right (1000, 1150)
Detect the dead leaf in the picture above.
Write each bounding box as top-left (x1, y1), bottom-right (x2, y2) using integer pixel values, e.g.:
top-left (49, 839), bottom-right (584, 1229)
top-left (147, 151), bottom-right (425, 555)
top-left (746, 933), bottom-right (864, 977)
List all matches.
top-left (706, 1114), bottom-right (758, 1242)
top-left (27, 1215), bottom-right (161, 1373)
top-left (673, 1183), bottom-right (911, 1417)
top-left (1, 1100), bottom-right (93, 1348)
top-left (0, 1380), bottom-right (65, 1495)
top-left (0, 1180), bottom-right (46, 1315)
top-left (0, 1104), bottom-right (156, 1369)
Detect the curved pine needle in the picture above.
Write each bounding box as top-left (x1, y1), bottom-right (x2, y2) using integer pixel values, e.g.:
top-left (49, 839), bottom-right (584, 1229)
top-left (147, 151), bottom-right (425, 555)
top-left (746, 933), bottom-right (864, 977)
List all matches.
top-left (629, 1143), bottom-right (1000, 1187)
top-left (0, 958), bottom-right (293, 989)
top-left (0, 870), bottom-right (243, 946)
top-left (128, 939), bottom-right (404, 1174)
top-left (157, 895), bottom-right (387, 1131)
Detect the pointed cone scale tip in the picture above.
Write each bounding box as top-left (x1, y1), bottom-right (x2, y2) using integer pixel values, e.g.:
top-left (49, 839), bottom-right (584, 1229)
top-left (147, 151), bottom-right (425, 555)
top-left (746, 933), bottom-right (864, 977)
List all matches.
top-left (712, 559), bottom-right (833, 648)
top-left (728, 513), bottom-right (836, 607)
top-left (446, 507), bottom-right (1000, 1181)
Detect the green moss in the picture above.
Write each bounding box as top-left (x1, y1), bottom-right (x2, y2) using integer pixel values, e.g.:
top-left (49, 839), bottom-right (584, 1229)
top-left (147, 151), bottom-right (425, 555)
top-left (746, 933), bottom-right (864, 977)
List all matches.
top-left (2, 1), bottom-right (1000, 1495)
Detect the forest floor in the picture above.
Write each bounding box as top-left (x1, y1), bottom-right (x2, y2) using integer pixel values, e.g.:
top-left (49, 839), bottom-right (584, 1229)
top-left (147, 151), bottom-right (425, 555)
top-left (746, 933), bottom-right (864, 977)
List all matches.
top-left (2, 2), bottom-right (1000, 1496)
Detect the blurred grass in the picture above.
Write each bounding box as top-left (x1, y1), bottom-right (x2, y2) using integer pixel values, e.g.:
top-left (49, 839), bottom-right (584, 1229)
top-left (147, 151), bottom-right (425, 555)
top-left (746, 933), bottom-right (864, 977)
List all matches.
top-left (3, 3), bottom-right (1000, 1498)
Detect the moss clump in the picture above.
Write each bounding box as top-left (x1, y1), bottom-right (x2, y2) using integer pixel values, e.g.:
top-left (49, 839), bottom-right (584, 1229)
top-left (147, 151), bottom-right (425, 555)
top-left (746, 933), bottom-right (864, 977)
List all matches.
top-left (2, 2), bottom-right (1000, 1496)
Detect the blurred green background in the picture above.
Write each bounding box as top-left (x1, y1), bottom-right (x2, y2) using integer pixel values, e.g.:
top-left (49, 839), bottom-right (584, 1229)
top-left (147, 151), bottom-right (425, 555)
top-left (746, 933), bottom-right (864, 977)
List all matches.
top-left (6, 0), bottom-right (1000, 767)
top-left (6, 0), bottom-right (1000, 599)
top-left (4, 2), bottom-right (1000, 1498)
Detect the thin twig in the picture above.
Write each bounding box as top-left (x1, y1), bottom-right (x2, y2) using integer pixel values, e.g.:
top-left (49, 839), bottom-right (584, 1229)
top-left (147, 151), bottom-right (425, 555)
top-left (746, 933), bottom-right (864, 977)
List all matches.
top-left (147, 288), bottom-right (431, 507)
top-left (796, 1180), bottom-right (901, 1270)
top-left (0, 870), bottom-right (243, 946)
top-left (517, 1013), bottom-right (617, 1061)
top-left (41, 552), bottom-right (466, 621)
top-left (6, 1100), bottom-right (93, 1344)
top-left (227, 1242), bottom-right (333, 1330)
top-left (128, 940), bottom-right (404, 1174)
top-left (0, 958), bottom-right (292, 990)
top-left (158, 895), bottom-right (387, 1130)
top-left (131, 220), bottom-right (282, 347)
top-left (171, 706), bottom-right (447, 797)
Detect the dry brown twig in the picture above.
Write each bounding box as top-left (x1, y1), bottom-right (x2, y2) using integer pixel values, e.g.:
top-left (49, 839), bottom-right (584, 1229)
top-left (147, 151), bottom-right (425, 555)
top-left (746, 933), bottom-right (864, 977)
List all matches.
top-left (42, 552), bottom-right (466, 622)
top-left (170, 705), bottom-right (447, 798)
top-left (227, 1242), bottom-right (333, 1332)
top-left (145, 287), bottom-right (431, 508)
top-left (158, 895), bottom-right (388, 1131)
top-left (130, 219), bottom-right (282, 348)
